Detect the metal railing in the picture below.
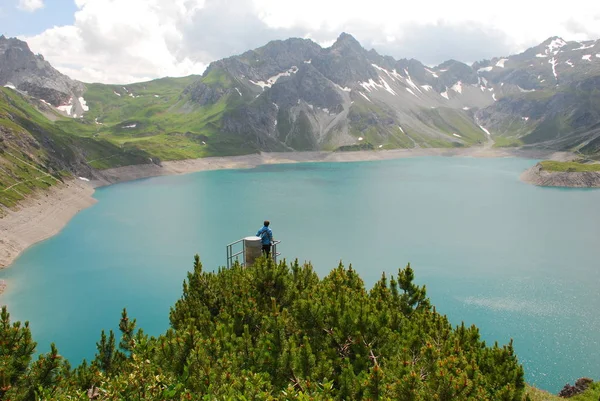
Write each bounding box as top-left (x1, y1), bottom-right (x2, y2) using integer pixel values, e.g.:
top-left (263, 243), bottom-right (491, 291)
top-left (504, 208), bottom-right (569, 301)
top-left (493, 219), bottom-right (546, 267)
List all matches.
top-left (226, 239), bottom-right (281, 268)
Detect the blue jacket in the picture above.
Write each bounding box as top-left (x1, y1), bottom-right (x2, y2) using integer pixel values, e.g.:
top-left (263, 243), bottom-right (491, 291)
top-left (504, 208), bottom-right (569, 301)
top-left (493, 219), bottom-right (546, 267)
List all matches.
top-left (257, 226), bottom-right (273, 245)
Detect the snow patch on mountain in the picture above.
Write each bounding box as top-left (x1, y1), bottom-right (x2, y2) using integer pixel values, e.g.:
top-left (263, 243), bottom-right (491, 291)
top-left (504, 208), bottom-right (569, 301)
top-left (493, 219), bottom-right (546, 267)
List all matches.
top-left (424, 68), bottom-right (438, 78)
top-left (360, 79), bottom-right (381, 92)
top-left (574, 43), bottom-right (595, 50)
top-left (57, 98), bottom-right (73, 116)
top-left (372, 64), bottom-right (398, 82)
top-left (453, 133), bottom-right (462, 138)
top-left (123, 123), bottom-right (137, 129)
top-left (478, 66), bottom-right (493, 72)
top-left (403, 69), bottom-right (422, 94)
top-left (582, 55), bottom-right (592, 61)
top-left (235, 88), bottom-right (242, 96)
top-left (358, 92), bottom-right (372, 102)
top-left (549, 58), bottom-right (558, 79)
top-left (335, 84), bottom-right (352, 92)
top-left (440, 89), bottom-right (449, 100)
top-left (78, 97), bottom-right (89, 112)
top-left (451, 81), bottom-right (463, 94)
top-left (250, 66), bottom-right (299, 89)
top-left (250, 80), bottom-right (270, 89)
top-left (566, 60), bottom-right (574, 67)
top-left (535, 53), bottom-right (548, 58)
top-left (113, 91), bottom-right (121, 96)
top-left (398, 125), bottom-right (405, 134)
top-left (479, 125), bottom-right (492, 136)
top-left (547, 38), bottom-right (567, 53)
top-left (390, 69), bottom-right (403, 81)
top-left (495, 59), bottom-right (508, 68)
top-left (421, 85), bottom-right (432, 91)
top-left (518, 86), bottom-right (536, 93)
top-left (406, 88), bottom-right (417, 97)
top-left (4, 84), bottom-right (16, 90)
top-left (380, 78), bottom-right (397, 95)
top-left (359, 77), bottom-right (397, 96)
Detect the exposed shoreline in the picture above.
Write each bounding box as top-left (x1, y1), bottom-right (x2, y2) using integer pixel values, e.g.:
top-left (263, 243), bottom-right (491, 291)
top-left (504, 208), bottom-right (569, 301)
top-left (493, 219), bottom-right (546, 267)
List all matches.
top-left (0, 180), bottom-right (96, 271)
top-left (0, 147), bottom-right (564, 285)
top-left (90, 147), bottom-right (557, 188)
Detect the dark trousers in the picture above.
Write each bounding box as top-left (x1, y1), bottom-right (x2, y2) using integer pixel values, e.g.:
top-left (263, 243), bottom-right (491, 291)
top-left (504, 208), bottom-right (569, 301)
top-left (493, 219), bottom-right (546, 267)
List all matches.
top-left (262, 244), bottom-right (271, 257)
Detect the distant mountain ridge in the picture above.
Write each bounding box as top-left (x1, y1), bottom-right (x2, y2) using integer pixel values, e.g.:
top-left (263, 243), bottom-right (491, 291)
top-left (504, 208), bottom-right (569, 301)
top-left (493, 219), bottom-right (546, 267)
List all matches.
top-left (183, 32), bottom-right (600, 152)
top-left (2, 32), bottom-right (600, 207)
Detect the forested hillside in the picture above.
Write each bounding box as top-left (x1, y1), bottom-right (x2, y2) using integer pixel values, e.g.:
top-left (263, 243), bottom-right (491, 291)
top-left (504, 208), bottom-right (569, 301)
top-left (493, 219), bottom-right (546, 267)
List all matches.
top-left (0, 256), bottom-right (555, 400)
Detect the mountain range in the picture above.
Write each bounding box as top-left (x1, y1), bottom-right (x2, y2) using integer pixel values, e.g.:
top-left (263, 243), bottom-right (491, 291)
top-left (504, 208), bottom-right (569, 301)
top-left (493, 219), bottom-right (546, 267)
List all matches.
top-left (1, 32), bottom-right (600, 206)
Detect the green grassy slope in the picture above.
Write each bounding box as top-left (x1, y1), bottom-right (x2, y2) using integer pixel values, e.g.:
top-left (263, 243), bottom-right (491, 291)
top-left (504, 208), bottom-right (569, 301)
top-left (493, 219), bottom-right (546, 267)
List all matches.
top-left (77, 74), bottom-right (255, 160)
top-left (0, 88), bottom-right (149, 209)
top-left (539, 160), bottom-right (600, 172)
top-left (1, 73), bottom-right (261, 210)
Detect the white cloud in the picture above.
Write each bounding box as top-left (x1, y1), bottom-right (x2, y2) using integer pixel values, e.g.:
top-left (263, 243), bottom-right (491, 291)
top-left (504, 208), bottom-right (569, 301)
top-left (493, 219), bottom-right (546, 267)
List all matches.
top-left (253, 0), bottom-right (600, 47)
top-left (18, 0), bottom-right (44, 12)
top-left (20, 0), bottom-right (600, 84)
top-left (24, 0), bottom-right (208, 83)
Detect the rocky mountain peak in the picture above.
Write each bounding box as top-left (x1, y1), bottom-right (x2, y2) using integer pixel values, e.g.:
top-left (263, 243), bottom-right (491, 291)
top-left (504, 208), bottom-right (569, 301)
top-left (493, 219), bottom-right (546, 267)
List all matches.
top-left (0, 35), bottom-right (31, 54)
top-left (331, 32), bottom-right (364, 52)
top-left (0, 36), bottom-right (86, 114)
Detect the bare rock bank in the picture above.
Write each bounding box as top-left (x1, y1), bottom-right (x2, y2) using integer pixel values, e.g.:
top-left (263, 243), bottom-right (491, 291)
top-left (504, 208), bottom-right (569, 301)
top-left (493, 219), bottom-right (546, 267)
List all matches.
top-left (521, 163), bottom-right (600, 188)
top-left (0, 180), bottom-right (96, 271)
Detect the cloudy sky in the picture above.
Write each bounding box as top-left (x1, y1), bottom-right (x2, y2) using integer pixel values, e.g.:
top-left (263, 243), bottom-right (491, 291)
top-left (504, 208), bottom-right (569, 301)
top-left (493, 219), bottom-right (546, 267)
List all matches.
top-left (2, 0), bottom-right (600, 84)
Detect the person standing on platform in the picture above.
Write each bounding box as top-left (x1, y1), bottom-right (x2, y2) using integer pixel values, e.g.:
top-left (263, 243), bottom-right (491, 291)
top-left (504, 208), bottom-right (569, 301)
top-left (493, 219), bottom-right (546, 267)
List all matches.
top-left (256, 220), bottom-right (273, 257)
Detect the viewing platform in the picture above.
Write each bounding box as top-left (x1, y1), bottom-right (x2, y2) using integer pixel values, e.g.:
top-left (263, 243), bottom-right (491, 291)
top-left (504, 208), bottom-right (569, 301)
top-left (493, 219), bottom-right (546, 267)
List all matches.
top-left (226, 236), bottom-right (281, 268)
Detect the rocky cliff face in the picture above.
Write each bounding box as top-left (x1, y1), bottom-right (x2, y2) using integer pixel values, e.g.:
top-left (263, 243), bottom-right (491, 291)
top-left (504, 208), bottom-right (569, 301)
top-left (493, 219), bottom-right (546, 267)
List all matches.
top-left (0, 36), bottom-right (87, 117)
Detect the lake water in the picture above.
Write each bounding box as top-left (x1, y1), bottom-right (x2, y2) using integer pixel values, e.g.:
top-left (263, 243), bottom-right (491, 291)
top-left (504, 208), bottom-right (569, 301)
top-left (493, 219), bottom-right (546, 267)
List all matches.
top-left (1, 156), bottom-right (599, 392)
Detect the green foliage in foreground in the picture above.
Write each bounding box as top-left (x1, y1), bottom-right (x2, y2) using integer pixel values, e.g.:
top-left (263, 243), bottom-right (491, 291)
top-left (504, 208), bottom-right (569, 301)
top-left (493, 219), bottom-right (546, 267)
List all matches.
top-left (540, 160), bottom-right (600, 172)
top-left (2, 257), bottom-right (533, 400)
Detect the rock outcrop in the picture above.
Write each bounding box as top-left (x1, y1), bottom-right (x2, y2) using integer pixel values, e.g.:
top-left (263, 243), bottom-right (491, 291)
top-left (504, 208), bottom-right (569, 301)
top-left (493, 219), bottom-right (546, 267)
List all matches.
top-left (558, 377), bottom-right (593, 398)
top-left (0, 35), bottom-right (86, 115)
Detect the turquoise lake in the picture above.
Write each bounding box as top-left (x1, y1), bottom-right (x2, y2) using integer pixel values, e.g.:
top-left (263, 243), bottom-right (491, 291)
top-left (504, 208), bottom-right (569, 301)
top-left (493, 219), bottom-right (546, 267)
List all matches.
top-left (1, 156), bottom-right (599, 392)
